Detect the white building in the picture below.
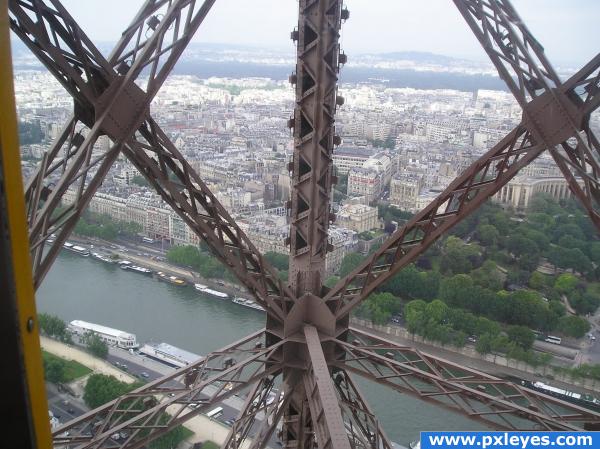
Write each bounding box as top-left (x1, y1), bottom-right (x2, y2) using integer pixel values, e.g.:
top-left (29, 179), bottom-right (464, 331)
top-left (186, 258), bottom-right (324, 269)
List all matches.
top-left (492, 176), bottom-right (576, 209)
top-left (336, 203), bottom-right (379, 233)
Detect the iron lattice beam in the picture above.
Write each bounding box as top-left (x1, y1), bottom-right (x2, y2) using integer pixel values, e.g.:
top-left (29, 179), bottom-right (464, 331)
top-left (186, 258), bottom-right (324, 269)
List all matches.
top-left (453, 0), bottom-right (600, 230)
top-left (325, 51), bottom-right (600, 319)
top-left (287, 0), bottom-right (344, 296)
top-left (333, 370), bottom-right (393, 449)
top-left (333, 328), bottom-right (600, 431)
top-left (52, 330), bottom-right (285, 449)
top-left (6, 0), bottom-right (600, 448)
top-left (10, 0), bottom-right (294, 320)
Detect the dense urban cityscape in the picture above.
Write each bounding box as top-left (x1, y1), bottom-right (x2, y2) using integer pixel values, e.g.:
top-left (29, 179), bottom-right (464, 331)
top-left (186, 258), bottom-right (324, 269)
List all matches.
top-left (6, 1), bottom-right (600, 447)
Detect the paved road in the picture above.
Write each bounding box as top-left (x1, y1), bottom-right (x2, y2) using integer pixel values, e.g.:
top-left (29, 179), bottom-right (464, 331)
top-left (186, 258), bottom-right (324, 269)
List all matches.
top-left (46, 383), bottom-right (88, 429)
top-left (106, 345), bottom-right (281, 446)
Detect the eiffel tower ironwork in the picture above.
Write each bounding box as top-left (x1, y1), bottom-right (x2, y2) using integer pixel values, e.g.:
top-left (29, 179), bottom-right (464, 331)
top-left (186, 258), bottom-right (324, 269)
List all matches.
top-left (8, 0), bottom-right (600, 448)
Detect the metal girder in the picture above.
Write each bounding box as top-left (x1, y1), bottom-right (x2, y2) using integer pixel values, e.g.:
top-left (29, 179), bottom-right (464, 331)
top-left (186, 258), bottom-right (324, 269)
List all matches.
top-left (246, 381), bottom-right (296, 449)
top-left (10, 0), bottom-right (218, 286)
top-left (304, 325), bottom-right (351, 449)
top-left (53, 330), bottom-right (286, 449)
top-left (219, 376), bottom-right (276, 449)
top-left (120, 120), bottom-right (292, 322)
top-left (333, 328), bottom-right (600, 431)
top-left (325, 50), bottom-right (600, 319)
top-left (288, 0), bottom-right (344, 296)
top-left (11, 0), bottom-right (295, 317)
top-left (453, 0), bottom-right (600, 229)
top-left (325, 125), bottom-right (543, 317)
top-left (333, 370), bottom-right (393, 449)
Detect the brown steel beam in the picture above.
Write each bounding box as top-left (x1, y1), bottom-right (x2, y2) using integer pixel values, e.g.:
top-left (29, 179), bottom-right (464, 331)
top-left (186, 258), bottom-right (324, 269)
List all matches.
top-left (325, 51), bottom-right (600, 319)
top-left (281, 1), bottom-right (346, 447)
top-left (333, 370), bottom-right (393, 449)
top-left (304, 325), bottom-right (351, 449)
top-left (333, 328), bottom-right (600, 431)
top-left (53, 330), bottom-right (285, 449)
top-left (10, 0), bottom-right (295, 318)
top-left (288, 0), bottom-right (344, 297)
top-left (10, 0), bottom-right (219, 287)
top-left (453, 0), bottom-right (600, 229)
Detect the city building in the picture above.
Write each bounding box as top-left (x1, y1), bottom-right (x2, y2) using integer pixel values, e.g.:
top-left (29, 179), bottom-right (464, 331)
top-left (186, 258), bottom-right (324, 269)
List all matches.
top-left (336, 203), bottom-right (379, 233)
top-left (492, 176), bottom-right (576, 209)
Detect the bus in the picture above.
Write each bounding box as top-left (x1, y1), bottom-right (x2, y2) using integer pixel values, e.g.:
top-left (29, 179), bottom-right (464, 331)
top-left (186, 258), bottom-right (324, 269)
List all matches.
top-left (142, 237), bottom-right (155, 244)
top-left (545, 335), bottom-right (562, 345)
top-left (206, 407), bottom-right (223, 419)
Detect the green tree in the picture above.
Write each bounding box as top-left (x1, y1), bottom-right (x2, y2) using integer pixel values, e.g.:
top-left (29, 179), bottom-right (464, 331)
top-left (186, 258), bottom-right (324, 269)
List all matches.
top-left (475, 333), bottom-right (495, 354)
top-left (471, 260), bottom-right (503, 291)
top-left (38, 313), bottom-right (72, 343)
top-left (83, 333), bottom-right (109, 359)
top-left (356, 292), bottom-right (401, 324)
top-left (338, 252), bottom-right (363, 277)
top-left (83, 374), bottom-right (141, 408)
top-left (477, 224), bottom-right (500, 246)
top-left (44, 357), bottom-right (66, 384)
top-left (439, 236), bottom-right (481, 275)
top-left (528, 272), bottom-right (548, 291)
top-left (557, 315), bottom-right (591, 338)
top-left (554, 273), bottom-right (579, 294)
top-left (507, 325), bottom-right (535, 350)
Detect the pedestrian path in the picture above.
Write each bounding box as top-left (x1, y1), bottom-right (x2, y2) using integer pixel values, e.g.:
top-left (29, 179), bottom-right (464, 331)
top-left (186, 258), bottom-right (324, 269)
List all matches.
top-left (40, 336), bottom-right (137, 383)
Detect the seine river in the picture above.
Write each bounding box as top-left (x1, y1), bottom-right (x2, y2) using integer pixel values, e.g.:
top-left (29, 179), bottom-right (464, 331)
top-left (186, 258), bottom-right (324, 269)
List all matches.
top-left (37, 252), bottom-right (488, 445)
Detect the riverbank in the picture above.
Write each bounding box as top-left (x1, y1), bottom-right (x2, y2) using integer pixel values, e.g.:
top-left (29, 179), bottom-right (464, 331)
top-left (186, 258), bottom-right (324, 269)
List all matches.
top-left (67, 235), bottom-right (249, 300)
top-left (41, 336), bottom-right (137, 384)
top-left (351, 318), bottom-right (600, 394)
top-left (41, 336), bottom-right (255, 448)
top-left (58, 236), bottom-right (596, 390)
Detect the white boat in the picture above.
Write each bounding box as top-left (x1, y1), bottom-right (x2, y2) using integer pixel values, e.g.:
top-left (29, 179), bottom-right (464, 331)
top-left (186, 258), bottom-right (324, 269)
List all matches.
top-left (139, 341), bottom-right (201, 368)
top-left (63, 242), bottom-right (90, 256)
top-left (119, 261), bottom-right (152, 275)
top-left (232, 296), bottom-right (265, 312)
top-left (194, 283), bottom-right (229, 299)
top-left (91, 252), bottom-right (116, 264)
top-left (68, 319), bottom-right (138, 349)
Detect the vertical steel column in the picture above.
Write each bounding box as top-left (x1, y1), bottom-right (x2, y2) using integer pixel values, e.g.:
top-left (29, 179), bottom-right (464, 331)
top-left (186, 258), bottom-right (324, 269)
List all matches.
top-left (283, 1), bottom-right (345, 447)
top-left (288, 0), bottom-right (344, 296)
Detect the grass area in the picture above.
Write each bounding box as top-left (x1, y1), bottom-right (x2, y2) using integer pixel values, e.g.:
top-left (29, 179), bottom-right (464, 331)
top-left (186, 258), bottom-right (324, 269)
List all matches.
top-left (180, 426), bottom-right (194, 440)
top-left (201, 441), bottom-right (219, 449)
top-left (42, 350), bottom-right (92, 382)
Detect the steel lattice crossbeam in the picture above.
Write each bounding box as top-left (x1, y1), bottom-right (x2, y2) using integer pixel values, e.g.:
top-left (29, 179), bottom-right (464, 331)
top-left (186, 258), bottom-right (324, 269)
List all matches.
top-left (7, 0), bottom-right (600, 448)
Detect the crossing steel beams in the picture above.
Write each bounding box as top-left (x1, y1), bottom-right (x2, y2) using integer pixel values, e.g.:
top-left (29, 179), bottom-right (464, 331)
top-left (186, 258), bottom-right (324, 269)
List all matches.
top-left (6, 0), bottom-right (600, 448)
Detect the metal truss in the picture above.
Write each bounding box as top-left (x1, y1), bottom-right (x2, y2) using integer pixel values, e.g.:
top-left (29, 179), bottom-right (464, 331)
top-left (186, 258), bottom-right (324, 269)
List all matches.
top-left (333, 370), bottom-right (393, 449)
top-left (8, 0), bottom-right (600, 448)
top-left (287, 0), bottom-right (344, 295)
top-left (10, 0), bottom-right (294, 321)
top-left (52, 330), bottom-right (285, 449)
top-left (334, 328), bottom-right (600, 431)
top-left (324, 50), bottom-right (600, 319)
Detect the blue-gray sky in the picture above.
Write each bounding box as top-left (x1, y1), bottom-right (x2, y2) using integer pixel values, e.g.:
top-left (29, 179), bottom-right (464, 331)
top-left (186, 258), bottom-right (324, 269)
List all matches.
top-left (60, 0), bottom-right (599, 66)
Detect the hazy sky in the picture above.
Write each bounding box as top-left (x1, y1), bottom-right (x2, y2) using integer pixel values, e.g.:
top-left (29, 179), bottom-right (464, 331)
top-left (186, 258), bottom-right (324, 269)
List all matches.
top-left (59, 0), bottom-right (599, 67)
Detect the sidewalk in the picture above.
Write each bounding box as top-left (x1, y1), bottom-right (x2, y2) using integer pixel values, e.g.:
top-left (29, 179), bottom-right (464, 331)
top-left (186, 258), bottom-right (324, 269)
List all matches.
top-left (40, 336), bottom-right (137, 384)
top-left (43, 337), bottom-right (259, 448)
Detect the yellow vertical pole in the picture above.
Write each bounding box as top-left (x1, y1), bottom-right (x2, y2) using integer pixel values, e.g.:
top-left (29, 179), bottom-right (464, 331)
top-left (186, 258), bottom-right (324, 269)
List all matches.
top-left (0, 1), bottom-right (52, 447)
